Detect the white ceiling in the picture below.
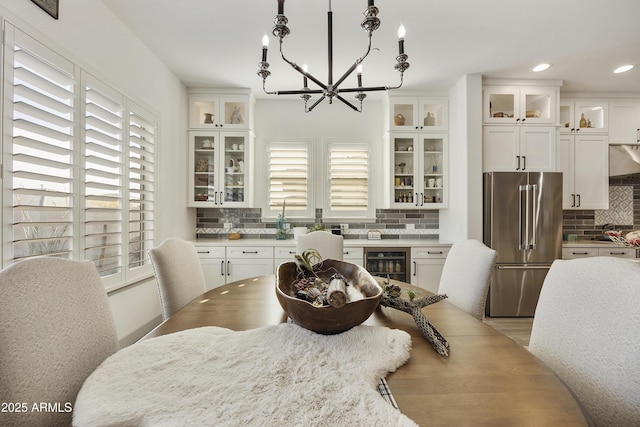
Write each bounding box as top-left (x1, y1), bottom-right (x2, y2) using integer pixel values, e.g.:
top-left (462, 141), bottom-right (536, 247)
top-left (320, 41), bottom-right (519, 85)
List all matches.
top-left (102, 0), bottom-right (640, 99)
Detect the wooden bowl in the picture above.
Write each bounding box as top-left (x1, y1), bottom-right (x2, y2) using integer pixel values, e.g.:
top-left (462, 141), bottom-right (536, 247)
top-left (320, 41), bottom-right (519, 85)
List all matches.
top-left (276, 259), bottom-right (383, 334)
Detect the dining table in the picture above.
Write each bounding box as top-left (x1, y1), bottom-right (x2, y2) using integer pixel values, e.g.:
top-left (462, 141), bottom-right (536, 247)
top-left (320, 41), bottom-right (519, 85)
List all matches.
top-left (136, 275), bottom-right (588, 426)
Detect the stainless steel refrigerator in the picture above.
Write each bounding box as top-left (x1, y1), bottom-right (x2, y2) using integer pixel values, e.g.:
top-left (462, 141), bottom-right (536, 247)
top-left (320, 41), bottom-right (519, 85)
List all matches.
top-left (483, 172), bottom-right (563, 317)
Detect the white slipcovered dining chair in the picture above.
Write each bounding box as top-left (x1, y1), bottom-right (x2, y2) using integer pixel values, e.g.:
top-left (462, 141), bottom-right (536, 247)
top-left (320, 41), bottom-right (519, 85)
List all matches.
top-left (529, 257), bottom-right (640, 426)
top-left (149, 238), bottom-right (207, 320)
top-left (296, 230), bottom-right (344, 261)
top-left (0, 257), bottom-right (118, 427)
top-left (437, 239), bottom-right (497, 320)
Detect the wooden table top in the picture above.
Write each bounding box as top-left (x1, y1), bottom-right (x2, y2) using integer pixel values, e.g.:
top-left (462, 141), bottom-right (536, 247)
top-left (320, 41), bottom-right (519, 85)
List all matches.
top-left (143, 275), bottom-right (588, 426)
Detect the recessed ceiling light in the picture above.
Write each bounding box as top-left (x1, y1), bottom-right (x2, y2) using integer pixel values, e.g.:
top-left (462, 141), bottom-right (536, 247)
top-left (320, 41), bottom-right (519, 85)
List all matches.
top-left (532, 63), bottom-right (551, 72)
top-left (613, 64), bottom-right (635, 74)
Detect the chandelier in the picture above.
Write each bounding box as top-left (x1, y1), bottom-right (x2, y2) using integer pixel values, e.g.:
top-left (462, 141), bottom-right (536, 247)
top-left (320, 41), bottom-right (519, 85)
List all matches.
top-left (257, 0), bottom-right (410, 112)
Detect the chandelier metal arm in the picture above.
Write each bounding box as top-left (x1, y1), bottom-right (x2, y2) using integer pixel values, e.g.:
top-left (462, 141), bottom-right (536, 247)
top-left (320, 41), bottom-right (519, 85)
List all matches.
top-left (278, 40), bottom-right (328, 91)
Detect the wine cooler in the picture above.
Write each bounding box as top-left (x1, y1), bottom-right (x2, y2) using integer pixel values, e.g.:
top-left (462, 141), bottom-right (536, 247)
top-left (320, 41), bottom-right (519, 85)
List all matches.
top-left (364, 247), bottom-right (410, 283)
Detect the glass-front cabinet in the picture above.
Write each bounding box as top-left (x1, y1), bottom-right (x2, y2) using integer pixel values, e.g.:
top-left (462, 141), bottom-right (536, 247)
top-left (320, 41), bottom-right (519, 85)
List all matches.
top-left (483, 86), bottom-right (557, 124)
top-left (389, 133), bottom-right (448, 208)
top-left (189, 93), bottom-right (252, 129)
top-left (388, 96), bottom-right (448, 131)
top-left (559, 99), bottom-right (608, 133)
top-left (188, 130), bottom-right (251, 207)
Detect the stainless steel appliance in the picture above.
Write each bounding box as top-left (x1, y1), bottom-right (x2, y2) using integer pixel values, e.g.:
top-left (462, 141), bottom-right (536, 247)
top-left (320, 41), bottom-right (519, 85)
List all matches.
top-left (483, 172), bottom-right (563, 317)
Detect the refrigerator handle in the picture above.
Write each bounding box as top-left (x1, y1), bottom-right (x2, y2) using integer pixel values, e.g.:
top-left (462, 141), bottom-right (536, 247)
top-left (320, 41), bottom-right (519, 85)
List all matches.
top-left (519, 184), bottom-right (535, 250)
top-left (519, 185), bottom-right (526, 250)
top-left (530, 184), bottom-right (537, 249)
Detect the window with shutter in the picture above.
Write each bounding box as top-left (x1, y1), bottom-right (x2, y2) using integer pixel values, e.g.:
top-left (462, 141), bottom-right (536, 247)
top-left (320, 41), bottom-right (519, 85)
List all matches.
top-left (267, 141), bottom-right (313, 218)
top-left (8, 28), bottom-right (77, 261)
top-left (127, 104), bottom-right (156, 272)
top-left (83, 75), bottom-right (124, 277)
top-left (325, 142), bottom-right (372, 218)
top-left (4, 24), bottom-right (158, 285)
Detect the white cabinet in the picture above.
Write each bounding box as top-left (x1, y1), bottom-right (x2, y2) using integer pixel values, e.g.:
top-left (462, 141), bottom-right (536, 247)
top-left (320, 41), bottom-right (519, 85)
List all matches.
top-left (483, 126), bottom-right (556, 172)
top-left (188, 130), bottom-right (253, 207)
top-left (189, 93), bottom-right (253, 130)
top-left (388, 133), bottom-right (448, 208)
top-left (609, 101), bottom-right (640, 144)
top-left (274, 246), bottom-right (298, 271)
top-left (342, 247), bottom-right (364, 267)
top-left (388, 96), bottom-right (448, 131)
top-left (197, 245), bottom-right (274, 288)
top-left (196, 246), bottom-right (227, 289)
top-left (483, 85), bottom-right (557, 124)
top-left (557, 134), bottom-right (609, 209)
top-left (562, 246), bottom-right (636, 259)
top-left (559, 100), bottom-right (608, 133)
top-left (225, 246), bottom-right (274, 283)
top-left (410, 246), bottom-right (450, 294)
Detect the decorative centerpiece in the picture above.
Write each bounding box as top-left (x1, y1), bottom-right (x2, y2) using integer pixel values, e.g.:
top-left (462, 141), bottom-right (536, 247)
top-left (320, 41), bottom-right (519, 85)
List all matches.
top-left (276, 250), bottom-right (383, 334)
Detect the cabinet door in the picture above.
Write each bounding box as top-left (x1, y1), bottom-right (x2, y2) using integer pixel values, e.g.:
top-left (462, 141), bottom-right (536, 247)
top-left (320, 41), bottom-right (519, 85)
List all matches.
top-left (197, 246), bottom-right (226, 289)
top-left (227, 258), bottom-right (274, 283)
top-left (219, 95), bottom-right (250, 129)
top-left (519, 87), bottom-right (556, 124)
top-left (411, 259), bottom-right (445, 293)
top-left (557, 135), bottom-right (576, 209)
top-left (483, 126), bottom-right (519, 171)
top-left (418, 98), bottom-right (448, 131)
top-left (389, 97), bottom-right (419, 130)
top-left (200, 258), bottom-right (226, 289)
top-left (220, 132), bottom-right (250, 206)
top-left (574, 100), bottom-right (608, 133)
top-left (390, 134), bottom-right (419, 207)
top-left (421, 135), bottom-right (447, 207)
top-left (609, 101), bottom-right (640, 144)
top-left (519, 126), bottom-right (556, 171)
top-left (573, 135), bottom-right (609, 209)
top-left (189, 131), bottom-right (221, 207)
top-left (484, 87), bottom-right (519, 123)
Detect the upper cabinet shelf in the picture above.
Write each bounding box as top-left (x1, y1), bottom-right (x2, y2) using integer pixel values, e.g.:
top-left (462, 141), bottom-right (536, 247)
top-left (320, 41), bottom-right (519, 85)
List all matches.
top-left (189, 91), bottom-right (254, 130)
top-left (387, 95), bottom-right (448, 131)
top-left (559, 99), bottom-right (608, 133)
top-left (483, 84), bottom-right (559, 125)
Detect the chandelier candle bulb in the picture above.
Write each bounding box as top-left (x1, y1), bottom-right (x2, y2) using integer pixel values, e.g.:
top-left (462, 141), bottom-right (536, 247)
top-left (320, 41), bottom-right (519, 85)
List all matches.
top-left (261, 34), bottom-right (269, 62)
top-left (302, 64), bottom-right (309, 88)
top-left (398, 24), bottom-right (406, 55)
top-left (357, 64), bottom-right (363, 87)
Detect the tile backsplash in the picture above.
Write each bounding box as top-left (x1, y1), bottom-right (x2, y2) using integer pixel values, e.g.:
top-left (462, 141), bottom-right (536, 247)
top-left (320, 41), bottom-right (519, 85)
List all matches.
top-left (563, 183), bottom-right (640, 240)
top-left (196, 208), bottom-right (439, 240)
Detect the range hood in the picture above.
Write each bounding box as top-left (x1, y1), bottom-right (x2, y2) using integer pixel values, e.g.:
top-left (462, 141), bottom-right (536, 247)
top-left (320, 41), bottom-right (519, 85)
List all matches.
top-left (609, 145), bottom-right (640, 181)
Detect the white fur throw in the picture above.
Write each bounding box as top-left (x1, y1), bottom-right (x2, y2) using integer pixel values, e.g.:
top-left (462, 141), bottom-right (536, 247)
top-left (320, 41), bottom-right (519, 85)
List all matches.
top-left (73, 323), bottom-right (416, 426)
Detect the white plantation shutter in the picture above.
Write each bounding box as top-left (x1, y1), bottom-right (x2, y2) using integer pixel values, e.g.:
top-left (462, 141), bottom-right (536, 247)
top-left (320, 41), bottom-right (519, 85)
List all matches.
top-left (83, 75), bottom-right (124, 277)
top-left (267, 142), bottom-right (312, 217)
top-left (4, 24), bottom-right (158, 285)
top-left (127, 104), bottom-right (156, 271)
top-left (8, 28), bottom-right (77, 261)
top-left (325, 142), bottom-right (372, 218)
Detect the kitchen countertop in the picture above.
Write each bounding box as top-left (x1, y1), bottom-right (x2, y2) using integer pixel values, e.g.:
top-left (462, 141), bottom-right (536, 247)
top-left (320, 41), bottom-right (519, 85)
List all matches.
top-left (194, 238), bottom-right (452, 248)
top-left (562, 240), bottom-right (623, 247)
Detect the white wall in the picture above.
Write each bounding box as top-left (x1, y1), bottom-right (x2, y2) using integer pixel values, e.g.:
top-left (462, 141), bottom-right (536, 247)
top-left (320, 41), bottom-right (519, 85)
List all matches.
top-left (0, 0), bottom-right (191, 345)
top-left (439, 74), bottom-right (484, 242)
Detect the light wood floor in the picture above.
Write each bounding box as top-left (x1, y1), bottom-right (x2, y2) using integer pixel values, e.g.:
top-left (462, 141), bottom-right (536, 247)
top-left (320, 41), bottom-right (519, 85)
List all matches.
top-left (483, 317), bottom-right (533, 348)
